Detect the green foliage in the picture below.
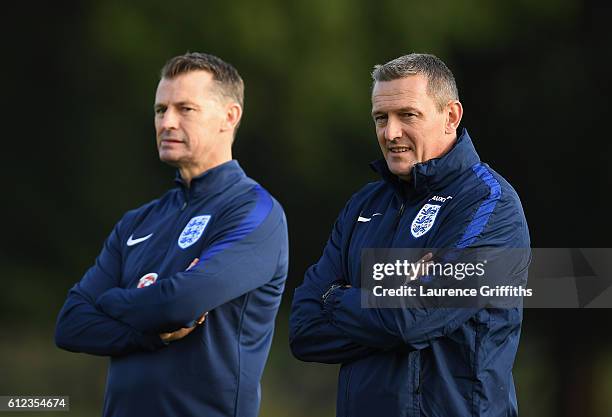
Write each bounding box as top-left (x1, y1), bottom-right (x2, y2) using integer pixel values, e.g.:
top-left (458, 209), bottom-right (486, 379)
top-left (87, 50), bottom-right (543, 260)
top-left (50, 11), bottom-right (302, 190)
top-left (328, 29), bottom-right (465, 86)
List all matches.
top-left (4, 1), bottom-right (611, 416)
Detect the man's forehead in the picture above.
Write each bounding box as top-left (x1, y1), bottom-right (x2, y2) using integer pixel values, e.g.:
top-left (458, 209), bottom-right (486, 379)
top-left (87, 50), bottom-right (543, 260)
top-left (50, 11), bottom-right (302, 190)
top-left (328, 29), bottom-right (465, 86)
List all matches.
top-left (371, 90), bottom-right (422, 112)
top-left (371, 76), bottom-right (429, 109)
top-left (155, 71), bottom-right (215, 101)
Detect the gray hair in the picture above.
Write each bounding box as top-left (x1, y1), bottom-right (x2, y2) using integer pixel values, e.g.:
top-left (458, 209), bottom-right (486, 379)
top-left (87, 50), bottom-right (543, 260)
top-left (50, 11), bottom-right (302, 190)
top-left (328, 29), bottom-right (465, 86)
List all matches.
top-left (161, 52), bottom-right (244, 109)
top-left (372, 53), bottom-right (459, 111)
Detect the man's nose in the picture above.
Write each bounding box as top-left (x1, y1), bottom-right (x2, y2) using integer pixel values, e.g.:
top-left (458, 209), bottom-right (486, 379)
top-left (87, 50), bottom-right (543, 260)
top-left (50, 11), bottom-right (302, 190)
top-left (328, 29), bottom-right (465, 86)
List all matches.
top-left (159, 109), bottom-right (178, 130)
top-left (384, 116), bottom-right (402, 141)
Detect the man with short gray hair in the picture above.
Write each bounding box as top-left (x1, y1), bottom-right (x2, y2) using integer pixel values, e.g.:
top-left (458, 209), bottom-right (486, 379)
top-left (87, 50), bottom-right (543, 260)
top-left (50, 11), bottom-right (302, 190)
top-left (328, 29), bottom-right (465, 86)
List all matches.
top-left (290, 53), bottom-right (529, 417)
top-left (56, 52), bottom-right (289, 417)
top-left (372, 53), bottom-right (459, 111)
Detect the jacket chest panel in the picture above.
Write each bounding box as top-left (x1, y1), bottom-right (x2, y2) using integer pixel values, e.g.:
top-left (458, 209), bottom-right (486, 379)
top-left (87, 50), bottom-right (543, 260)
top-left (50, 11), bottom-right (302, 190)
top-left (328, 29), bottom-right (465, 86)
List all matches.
top-left (120, 200), bottom-right (218, 288)
top-left (344, 193), bottom-right (456, 284)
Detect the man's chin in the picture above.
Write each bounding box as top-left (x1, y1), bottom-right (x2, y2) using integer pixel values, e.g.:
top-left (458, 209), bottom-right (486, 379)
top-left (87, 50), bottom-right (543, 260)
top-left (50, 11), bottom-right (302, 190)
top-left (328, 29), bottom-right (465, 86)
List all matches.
top-left (158, 153), bottom-right (182, 167)
top-left (387, 160), bottom-right (415, 179)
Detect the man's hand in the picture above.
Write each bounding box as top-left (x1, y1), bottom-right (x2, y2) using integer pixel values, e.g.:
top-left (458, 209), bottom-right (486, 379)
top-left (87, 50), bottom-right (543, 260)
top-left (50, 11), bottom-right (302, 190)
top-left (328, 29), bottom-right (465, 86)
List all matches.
top-left (186, 257), bottom-right (200, 271)
top-left (158, 311), bottom-right (208, 343)
top-left (158, 258), bottom-right (208, 344)
top-left (401, 252), bottom-right (434, 284)
top-left (160, 324), bottom-right (198, 343)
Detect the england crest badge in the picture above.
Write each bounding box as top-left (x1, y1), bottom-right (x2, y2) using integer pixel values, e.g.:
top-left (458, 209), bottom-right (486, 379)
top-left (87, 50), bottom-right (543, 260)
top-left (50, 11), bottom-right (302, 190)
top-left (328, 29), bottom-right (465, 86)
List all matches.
top-left (178, 215), bottom-right (211, 249)
top-left (410, 204), bottom-right (441, 238)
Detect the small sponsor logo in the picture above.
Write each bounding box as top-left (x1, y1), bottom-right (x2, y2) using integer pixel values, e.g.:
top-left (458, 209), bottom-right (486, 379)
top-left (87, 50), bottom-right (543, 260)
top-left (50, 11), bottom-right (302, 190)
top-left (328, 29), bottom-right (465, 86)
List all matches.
top-left (137, 273), bottom-right (158, 288)
top-left (127, 233), bottom-right (153, 246)
top-left (357, 213), bottom-right (383, 223)
top-left (430, 195), bottom-right (453, 203)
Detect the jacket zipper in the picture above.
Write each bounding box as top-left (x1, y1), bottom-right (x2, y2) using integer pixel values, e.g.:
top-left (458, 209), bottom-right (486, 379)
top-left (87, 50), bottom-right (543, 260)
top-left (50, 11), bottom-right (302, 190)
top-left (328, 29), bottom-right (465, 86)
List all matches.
top-left (159, 191), bottom-right (191, 263)
top-left (416, 359), bottom-right (422, 394)
top-left (393, 202), bottom-right (405, 231)
top-left (414, 351), bottom-right (422, 416)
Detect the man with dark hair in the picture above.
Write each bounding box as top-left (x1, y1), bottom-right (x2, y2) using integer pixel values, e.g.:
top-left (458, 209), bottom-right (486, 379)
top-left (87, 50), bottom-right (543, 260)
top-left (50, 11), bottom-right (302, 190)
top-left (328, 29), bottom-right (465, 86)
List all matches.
top-left (55, 52), bottom-right (288, 417)
top-left (289, 53), bottom-right (530, 417)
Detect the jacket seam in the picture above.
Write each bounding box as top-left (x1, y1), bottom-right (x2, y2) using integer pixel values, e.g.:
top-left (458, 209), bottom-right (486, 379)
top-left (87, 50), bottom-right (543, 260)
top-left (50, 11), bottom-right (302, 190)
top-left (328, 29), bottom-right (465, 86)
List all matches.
top-left (233, 292), bottom-right (250, 417)
top-left (455, 163), bottom-right (503, 248)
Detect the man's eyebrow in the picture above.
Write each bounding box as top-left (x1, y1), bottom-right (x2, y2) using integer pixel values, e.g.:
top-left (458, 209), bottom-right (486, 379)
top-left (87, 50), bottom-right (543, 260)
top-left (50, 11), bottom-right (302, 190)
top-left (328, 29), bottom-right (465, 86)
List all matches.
top-left (397, 106), bottom-right (420, 112)
top-left (154, 101), bottom-right (199, 109)
top-left (372, 106), bottom-right (421, 116)
top-left (174, 100), bottom-right (199, 107)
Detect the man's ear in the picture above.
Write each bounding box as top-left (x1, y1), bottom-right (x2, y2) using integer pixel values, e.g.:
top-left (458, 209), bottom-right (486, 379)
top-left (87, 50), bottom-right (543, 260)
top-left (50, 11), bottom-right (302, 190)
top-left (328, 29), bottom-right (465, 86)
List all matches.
top-left (221, 102), bottom-right (242, 133)
top-left (445, 100), bottom-right (463, 134)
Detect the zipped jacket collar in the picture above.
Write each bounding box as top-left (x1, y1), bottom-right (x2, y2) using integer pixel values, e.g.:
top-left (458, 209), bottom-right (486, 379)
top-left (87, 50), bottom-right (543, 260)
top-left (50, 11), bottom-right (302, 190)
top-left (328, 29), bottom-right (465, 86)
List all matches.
top-left (174, 160), bottom-right (246, 199)
top-left (370, 128), bottom-right (481, 198)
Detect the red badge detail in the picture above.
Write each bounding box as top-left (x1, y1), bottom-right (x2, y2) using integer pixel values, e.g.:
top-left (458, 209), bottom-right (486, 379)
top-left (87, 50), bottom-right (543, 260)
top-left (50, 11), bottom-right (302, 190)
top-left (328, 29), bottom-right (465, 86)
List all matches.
top-left (137, 273), bottom-right (158, 288)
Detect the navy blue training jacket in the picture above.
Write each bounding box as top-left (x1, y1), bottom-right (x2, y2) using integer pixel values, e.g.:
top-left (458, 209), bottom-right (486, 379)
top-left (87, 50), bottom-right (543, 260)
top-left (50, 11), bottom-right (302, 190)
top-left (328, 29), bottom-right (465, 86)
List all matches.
top-left (289, 129), bottom-right (530, 417)
top-left (55, 160), bottom-right (288, 417)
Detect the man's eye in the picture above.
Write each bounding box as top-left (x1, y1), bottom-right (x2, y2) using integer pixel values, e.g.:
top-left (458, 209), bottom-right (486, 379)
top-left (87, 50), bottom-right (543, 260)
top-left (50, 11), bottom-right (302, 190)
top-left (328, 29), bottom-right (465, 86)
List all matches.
top-left (155, 108), bottom-right (166, 115)
top-left (374, 115), bottom-right (387, 124)
top-left (401, 112), bottom-right (415, 118)
top-left (181, 107), bottom-right (195, 112)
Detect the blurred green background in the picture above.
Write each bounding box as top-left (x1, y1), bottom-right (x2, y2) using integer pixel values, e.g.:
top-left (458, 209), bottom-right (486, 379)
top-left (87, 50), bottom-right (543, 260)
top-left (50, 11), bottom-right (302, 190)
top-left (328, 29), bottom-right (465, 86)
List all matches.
top-left (2, 0), bottom-right (612, 416)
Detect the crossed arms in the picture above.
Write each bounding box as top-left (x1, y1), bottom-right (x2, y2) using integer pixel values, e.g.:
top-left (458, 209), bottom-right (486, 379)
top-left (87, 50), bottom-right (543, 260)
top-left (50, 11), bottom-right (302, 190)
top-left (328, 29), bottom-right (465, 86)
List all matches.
top-left (289, 194), bottom-right (530, 364)
top-left (55, 193), bottom-right (286, 357)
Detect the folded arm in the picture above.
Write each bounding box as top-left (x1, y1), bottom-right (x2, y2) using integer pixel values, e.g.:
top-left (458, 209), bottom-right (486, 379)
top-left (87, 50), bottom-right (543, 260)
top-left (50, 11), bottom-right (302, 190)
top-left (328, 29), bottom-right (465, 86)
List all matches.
top-left (96, 186), bottom-right (288, 333)
top-left (289, 196), bottom-right (380, 364)
top-left (55, 217), bottom-right (166, 356)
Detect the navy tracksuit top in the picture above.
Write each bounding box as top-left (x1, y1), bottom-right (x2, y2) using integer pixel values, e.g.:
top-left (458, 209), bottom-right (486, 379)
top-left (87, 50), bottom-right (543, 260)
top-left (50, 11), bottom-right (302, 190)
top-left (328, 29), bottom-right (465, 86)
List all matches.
top-left (55, 160), bottom-right (289, 417)
top-left (290, 129), bottom-right (530, 417)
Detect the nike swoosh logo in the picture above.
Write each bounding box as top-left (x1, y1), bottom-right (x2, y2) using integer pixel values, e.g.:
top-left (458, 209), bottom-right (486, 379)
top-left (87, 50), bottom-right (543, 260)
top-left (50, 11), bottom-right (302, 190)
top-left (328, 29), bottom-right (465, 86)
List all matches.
top-left (127, 233), bottom-right (153, 246)
top-left (357, 213), bottom-right (383, 223)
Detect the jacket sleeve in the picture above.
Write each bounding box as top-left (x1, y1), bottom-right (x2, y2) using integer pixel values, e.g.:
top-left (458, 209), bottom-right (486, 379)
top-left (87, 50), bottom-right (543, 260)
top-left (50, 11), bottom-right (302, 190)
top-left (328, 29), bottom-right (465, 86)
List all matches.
top-left (323, 174), bottom-right (531, 351)
top-left (54, 216), bottom-right (167, 356)
top-left (95, 186), bottom-right (288, 333)
top-left (289, 194), bottom-right (379, 364)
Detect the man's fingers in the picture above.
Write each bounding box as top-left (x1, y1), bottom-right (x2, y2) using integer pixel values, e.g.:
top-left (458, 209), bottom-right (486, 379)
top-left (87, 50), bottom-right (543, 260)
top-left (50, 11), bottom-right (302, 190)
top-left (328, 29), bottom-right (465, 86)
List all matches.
top-left (420, 252), bottom-right (433, 263)
top-left (186, 258), bottom-right (199, 271)
top-left (196, 312), bottom-right (208, 325)
top-left (159, 324), bottom-right (198, 343)
top-left (411, 252), bottom-right (434, 280)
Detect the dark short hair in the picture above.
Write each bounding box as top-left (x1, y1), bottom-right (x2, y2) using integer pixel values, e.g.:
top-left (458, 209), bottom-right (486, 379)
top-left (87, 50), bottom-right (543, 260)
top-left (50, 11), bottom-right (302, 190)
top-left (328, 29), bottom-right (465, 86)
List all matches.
top-left (161, 52), bottom-right (244, 109)
top-left (372, 53), bottom-right (459, 111)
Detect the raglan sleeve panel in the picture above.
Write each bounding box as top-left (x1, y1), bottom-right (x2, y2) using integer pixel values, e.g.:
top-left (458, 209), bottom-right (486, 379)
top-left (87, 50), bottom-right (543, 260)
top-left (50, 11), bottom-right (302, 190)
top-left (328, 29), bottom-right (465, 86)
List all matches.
top-left (289, 192), bottom-right (379, 364)
top-left (55, 213), bottom-right (167, 356)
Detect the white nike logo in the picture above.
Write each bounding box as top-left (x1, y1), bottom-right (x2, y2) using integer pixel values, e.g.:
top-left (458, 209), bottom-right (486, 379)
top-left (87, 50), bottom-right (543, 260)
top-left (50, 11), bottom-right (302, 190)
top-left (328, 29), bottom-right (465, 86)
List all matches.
top-left (357, 213), bottom-right (383, 223)
top-left (127, 233), bottom-right (153, 246)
